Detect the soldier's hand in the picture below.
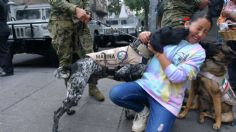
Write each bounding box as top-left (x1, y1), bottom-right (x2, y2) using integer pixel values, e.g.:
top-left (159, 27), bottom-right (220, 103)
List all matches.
top-left (138, 31), bottom-right (151, 44)
top-left (75, 7), bottom-right (90, 24)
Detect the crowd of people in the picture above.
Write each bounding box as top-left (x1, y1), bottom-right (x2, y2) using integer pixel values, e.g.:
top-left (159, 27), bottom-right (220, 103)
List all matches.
top-left (1, 0), bottom-right (236, 132)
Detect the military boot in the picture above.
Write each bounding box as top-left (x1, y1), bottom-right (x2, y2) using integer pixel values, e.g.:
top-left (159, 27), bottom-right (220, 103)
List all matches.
top-left (89, 84), bottom-right (105, 101)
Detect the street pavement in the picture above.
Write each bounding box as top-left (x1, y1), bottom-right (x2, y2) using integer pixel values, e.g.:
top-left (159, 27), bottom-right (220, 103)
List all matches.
top-left (0, 54), bottom-right (236, 132)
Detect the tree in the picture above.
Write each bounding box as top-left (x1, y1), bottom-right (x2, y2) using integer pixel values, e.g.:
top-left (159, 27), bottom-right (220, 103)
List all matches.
top-left (124, 0), bottom-right (150, 30)
top-left (107, 0), bottom-right (121, 16)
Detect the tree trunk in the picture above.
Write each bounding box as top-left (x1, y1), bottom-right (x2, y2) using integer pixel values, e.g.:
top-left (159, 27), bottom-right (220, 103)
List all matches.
top-left (143, 2), bottom-right (149, 30)
top-left (148, 0), bottom-right (159, 32)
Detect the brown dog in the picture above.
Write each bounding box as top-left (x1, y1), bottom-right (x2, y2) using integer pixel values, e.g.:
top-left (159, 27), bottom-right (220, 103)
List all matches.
top-left (178, 43), bottom-right (236, 130)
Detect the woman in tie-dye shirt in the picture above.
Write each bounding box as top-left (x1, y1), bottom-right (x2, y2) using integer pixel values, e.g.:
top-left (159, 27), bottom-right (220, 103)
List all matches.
top-left (109, 11), bottom-right (212, 132)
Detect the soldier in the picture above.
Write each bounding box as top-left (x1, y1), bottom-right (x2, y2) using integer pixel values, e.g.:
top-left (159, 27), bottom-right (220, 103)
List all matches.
top-left (48, 0), bottom-right (105, 101)
top-left (0, 0), bottom-right (14, 77)
top-left (157, 0), bottom-right (209, 28)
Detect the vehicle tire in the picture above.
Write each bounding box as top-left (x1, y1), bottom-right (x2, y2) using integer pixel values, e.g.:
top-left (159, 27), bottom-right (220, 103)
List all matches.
top-left (48, 45), bottom-right (59, 67)
top-left (93, 34), bottom-right (100, 52)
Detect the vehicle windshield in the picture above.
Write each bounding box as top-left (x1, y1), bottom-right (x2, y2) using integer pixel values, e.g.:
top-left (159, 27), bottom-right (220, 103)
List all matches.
top-left (121, 20), bottom-right (127, 25)
top-left (106, 20), bottom-right (118, 25)
top-left (16, 9), bottom-right (41, 20)
top-left (45, 8), bottom-right (50, 19)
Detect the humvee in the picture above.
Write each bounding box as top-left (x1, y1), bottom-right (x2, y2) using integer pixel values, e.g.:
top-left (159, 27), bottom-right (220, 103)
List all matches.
top-left (7, 2), bottom-right (58, 66)
top-left (7, 0), bottom-right (108, 66)
top-left (94, 16), bottom-right (139, 51)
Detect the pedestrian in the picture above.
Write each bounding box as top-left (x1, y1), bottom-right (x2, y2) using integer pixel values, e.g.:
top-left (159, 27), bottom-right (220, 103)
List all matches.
top-left (217, 0), bottom-right (236, 92)
top-left (0, 0), bottom-right (13, 77)
top-left (109, 11), bottom-right (213, 132)
top-left (48, 0), bottom-right (104, 101)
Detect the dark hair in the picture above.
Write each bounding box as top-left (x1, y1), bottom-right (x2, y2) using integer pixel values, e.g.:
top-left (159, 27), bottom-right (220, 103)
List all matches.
top-left (189, 10), bottom-right (213, 29)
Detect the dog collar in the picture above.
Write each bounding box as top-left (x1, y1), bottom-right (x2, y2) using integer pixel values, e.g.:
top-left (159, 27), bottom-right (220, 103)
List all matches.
top-left (199, 71), bottom-right (236, 105)
top-left (199, 72), bottom-right (224, 85)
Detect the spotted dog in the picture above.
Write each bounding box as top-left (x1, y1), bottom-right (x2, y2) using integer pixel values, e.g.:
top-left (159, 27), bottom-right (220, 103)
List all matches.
top-left (52, 26), bottom-right (189, 132)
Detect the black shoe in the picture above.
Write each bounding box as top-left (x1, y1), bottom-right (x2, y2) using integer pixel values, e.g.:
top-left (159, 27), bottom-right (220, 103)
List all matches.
top-left (0, 71), bottom-right (14, 77)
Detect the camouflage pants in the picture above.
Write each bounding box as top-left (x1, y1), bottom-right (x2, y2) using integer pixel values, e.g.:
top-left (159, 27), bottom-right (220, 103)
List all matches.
top-left (65, 57), bottom-right (147, 104)
top-left (48, 20), bottom-right (93, 68)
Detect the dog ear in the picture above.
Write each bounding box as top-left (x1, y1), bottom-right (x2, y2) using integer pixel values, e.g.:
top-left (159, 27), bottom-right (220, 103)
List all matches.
top-left (200, 42), bottom-right (222, 59)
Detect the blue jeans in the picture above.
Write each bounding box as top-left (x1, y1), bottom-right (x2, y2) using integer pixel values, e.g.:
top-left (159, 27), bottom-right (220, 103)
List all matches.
top-left (109, 82), bottom-right (176, 132)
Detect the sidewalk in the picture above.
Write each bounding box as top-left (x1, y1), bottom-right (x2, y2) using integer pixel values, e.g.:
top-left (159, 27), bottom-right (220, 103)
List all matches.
top-left (0, 67), bottom-right (235, 132)
top-left (58, 78), bottom-right (236, 132)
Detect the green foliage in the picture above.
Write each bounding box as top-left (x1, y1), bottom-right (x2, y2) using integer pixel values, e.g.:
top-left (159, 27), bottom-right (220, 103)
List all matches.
top-left (124, 0), bottom-right (150, 29)
top-left (124, 0), bottom-right (149, 12)
top-left (107, 0), bottom-right (121, 15)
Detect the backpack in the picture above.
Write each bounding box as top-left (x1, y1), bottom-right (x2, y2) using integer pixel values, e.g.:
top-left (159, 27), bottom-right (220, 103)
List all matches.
top-left (208, 0), bottom-right (224, 17)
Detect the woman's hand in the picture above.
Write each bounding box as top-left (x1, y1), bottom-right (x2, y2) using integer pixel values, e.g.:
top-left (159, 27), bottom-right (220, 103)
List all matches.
top-left (138, 31), bottom-right (152, 44)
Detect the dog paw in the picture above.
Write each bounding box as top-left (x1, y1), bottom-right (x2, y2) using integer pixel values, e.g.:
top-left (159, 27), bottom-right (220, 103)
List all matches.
top-left (199, 118), bottom-right (205, 124)
top-left (213, 123), bottom-right (221, 130)
top-left (177, 112), bottom-right (186, 119)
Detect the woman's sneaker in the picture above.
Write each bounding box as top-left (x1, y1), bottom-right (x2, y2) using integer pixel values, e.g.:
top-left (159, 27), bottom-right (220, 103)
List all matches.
top-left (132, 106), bottom-right (149, 132)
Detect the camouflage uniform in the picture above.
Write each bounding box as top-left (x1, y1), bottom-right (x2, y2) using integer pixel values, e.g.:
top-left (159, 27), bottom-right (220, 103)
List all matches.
top-left (159, 0), bottom-right (204, 28)
top-left (48, 0), bottom-right (104, 101)
top-left (48, 0), bottom-right (93, 68)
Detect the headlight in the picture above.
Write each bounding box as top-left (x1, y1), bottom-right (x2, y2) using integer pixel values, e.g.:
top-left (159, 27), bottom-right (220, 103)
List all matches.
top-left (128, 28), bottom-right (136, 34)
top-left (41, 24), bottom-right (48, 30)
top-left (105, 29), bottom-right (112, 35)
top-left (118, 28), bottom-right (128, 33)
top-left (98, 29), bottom-right (104, 34)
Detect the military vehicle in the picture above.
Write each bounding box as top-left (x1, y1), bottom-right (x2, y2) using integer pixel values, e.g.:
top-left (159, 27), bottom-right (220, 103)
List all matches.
top-left (7, 2), bottom-right (58, 66)
top-left (7, 0), bottom-right (108, 66)
top-left (94, 16), bottom-right (139, 50)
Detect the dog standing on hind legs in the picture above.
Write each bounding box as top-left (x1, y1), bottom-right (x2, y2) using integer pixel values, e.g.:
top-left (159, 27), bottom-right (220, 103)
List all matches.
top-left (178, 42), bottom-right (236, 130)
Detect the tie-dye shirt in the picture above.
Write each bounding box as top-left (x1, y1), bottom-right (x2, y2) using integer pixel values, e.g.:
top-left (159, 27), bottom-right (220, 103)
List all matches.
top-left (136, 40), bottom-right (206, 116)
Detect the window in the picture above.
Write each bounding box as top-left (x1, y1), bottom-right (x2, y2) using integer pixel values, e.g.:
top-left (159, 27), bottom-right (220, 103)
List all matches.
top-left (45, 8), bottom-right (51, 19)
top-left (121, 20), bottom-right (127, 25)
top-left (16, 9), bottom-right (41, 20)
top-left (106, 20), bottom-right (118, 25)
